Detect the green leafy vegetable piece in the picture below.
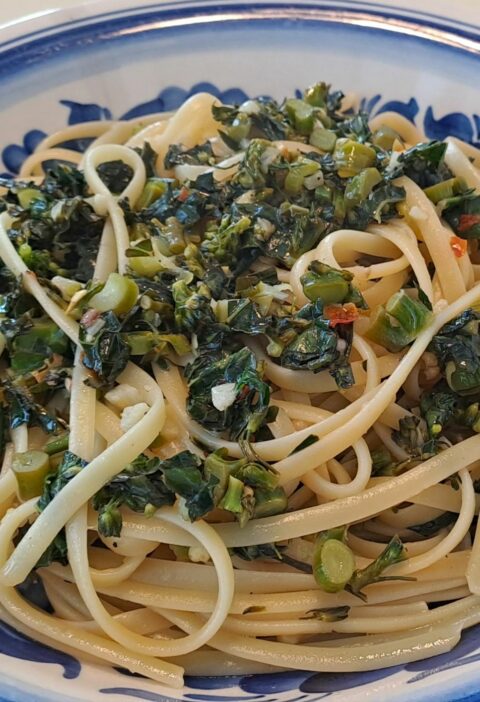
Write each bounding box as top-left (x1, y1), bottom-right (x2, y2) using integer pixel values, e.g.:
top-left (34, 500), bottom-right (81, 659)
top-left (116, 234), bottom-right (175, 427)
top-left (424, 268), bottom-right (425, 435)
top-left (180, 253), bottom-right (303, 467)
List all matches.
top-left (280, 303), bottom-right (355, 388)
top-left (201, 214), bottom-right (252, 266)
top-left (395, 141), bottom-right (451, 188)
top-left (4, 381), bottom-right (61, 434)
top-left (344, 168), bottom-right (382, 209)
top-left (346, 535), bottom-right (410, 600)
top-left (37, 451), bottom-right (87, 512)
top-left (301, 606), bottom-right (350, 622)
top-left (96, 160), bottom-right (133, 194)
top-left (442, 192), bottom-right (480, 240)
top-left (79, 311), bottom-right (130, 388)
top-left (408, 511), bottom-right (456, 538)
top-left (172, 279), bottom-right (215, 335)
top-left (428, 310), bottom-right (480, 395)
top-left (392, 415), bottom-right (436, 459)
top-left (420, 391), bottom-right (458, 437)
top-left (36, 531), bottom-right (69, 569)
top-left (185, 346), bottom-right (274, 440)
top-left (134, 141), bottom-right (158, 178)
top-left (9, 317), bottom-right (70, 376)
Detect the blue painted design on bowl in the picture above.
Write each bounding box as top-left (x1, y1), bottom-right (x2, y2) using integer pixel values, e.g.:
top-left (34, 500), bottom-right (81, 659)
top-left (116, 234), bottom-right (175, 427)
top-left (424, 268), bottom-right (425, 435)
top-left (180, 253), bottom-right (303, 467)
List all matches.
top-left (0, 619), bottom-right (80, 679)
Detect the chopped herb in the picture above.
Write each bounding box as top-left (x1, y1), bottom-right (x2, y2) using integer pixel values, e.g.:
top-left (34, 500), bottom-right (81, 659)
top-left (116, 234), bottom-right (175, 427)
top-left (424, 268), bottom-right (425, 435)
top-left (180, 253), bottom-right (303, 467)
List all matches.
top-left (346, 535), bottom-right (412, 600)
top-left (301, 606), bottom-right (350, 622)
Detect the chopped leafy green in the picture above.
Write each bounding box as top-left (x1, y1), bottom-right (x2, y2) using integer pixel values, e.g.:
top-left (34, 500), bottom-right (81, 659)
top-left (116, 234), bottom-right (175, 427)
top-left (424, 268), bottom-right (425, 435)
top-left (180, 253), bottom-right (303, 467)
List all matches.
top-left (9, 318), bottom-right (70, 376)
top-left (420, 391), bottom-right (458, 437)
top-left (3, 381), bottom-right (62, 434)
top-left (346, 535), bottom-right (411, 600)
top-left (185, 346), bottom-right (275, 440)
top-left (428, 310), bottom-right (480, 395)
top-left (232, 543), bottom-right (286, 561)
top-left (36, 531), bottom-right (69, 569)
top-left (37, 451), bottom-right (87, 512)
top-left (392, 415), bottom-right (437, 458)
top-left (79, 311), bottom-right (130, 388)
top-left (443, 192), bottom-right (480, 240)
top-left (301, 606), bottom-right (350, 622)
top-left (408, 511), bottom-right (456, 537)
top-left (280, 301), bottom-right (355, 387)
top-left (96, 160), bottom-right (133, 194)
top-left (134, 141), bottom-right (158, 178)
top-left (395, 141), bottom-right (451, 188)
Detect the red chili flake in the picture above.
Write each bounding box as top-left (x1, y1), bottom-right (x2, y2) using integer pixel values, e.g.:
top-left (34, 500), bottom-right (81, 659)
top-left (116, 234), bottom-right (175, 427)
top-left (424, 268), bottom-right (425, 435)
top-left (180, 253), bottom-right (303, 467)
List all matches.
top-left (324, 302), bottom-right (359, 327)
top-left (177, 186), bottom-right (190, 202)
top-left (457, 214), bottom-right (480, 234)
top-left (450, 235), bottom-right (468, 258)
top-left (236, 386), bottom-right (250, 402)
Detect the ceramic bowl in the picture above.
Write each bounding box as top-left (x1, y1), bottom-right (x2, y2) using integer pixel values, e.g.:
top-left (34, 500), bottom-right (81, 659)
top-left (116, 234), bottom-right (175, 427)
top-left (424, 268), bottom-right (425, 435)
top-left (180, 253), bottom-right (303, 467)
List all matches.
top-left (0, 2), bottom-right (480, 700)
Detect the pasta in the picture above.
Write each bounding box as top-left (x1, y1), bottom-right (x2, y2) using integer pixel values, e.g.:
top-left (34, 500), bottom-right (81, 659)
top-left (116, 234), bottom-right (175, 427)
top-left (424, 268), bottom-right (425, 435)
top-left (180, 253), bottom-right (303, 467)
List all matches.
top-left (1, 83), bottom-right (480, 688)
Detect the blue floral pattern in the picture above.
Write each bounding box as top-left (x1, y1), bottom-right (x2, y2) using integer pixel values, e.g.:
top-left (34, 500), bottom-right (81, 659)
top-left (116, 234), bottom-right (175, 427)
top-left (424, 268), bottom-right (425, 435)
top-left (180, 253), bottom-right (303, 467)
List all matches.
top-left (3, 82), bottom-right (480, 176)
top-left (0, 620), bottom-right (80, 679)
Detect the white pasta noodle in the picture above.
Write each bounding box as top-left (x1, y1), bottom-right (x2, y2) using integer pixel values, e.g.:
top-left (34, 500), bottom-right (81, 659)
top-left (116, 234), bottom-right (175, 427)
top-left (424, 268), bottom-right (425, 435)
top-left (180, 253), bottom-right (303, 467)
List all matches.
top-left (0, 90), bottom-right (480, 685)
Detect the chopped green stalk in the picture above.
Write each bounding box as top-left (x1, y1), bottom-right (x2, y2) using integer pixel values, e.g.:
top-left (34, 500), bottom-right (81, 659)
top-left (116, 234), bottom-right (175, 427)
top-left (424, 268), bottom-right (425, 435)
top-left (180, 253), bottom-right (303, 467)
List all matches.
top-left (301, 605), bottom-right (350, 622)
top-left (372, 125), bottom-right (400, 150)
top-left (424, 177), bottom-right (467, 205)
top-left (346, 535), bottom-right (409, 600)
top-left (344, 168), bottom-right (382, 209)
top-left (301, 262), bottom-right (351, 304)
top-left (136, 178), bottom-right (168, 210)
top-left (90, 273), bottom-right (139, 315)
top-left (303, 83), bottom-right (329, 107)
top-left (204, 450), bottom-right (244, 501)
top-left (225, 112), bottom-right (251, 143)
top-left (238, 463), bottom-right (278, 491)
top-left (334, 139), bottom-right (376, 177)
top-left (309, 127), bottom-right (337, 152)
top-left (17, 188), bottom-right (47, 209)
top-left (44, 434), bottom-right (69, 456)
top-left (366, 290), bottom-right (432, 352)
top-left (219, 475), bottom-right (245, 514)
top-left (125, 331), bottom-right (191, 357)
top-left (284, 160), bottom-right (319, 195)
top-left (386, 290), bottom-right (431, 333)
top-left (13, 450), bottom-right (51, 500)
top-left (157, 217), bottom-right (186, 255)
top-left (284, 169), bottom-right (305, 196)
top-left (313, 538), bottom-right (356, 593)
top-left (129, 256), bottom-right (162, 278)
top-left (253, 486), bottom-right (287, 518)
top-left (285, 99), bottom-right (315, 135)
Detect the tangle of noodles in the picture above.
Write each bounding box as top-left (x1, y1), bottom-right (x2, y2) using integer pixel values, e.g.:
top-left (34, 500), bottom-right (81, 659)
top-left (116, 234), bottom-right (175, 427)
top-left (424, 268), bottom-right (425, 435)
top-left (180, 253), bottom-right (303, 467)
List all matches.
top-left (2, 85), bottom-right (480, 688)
